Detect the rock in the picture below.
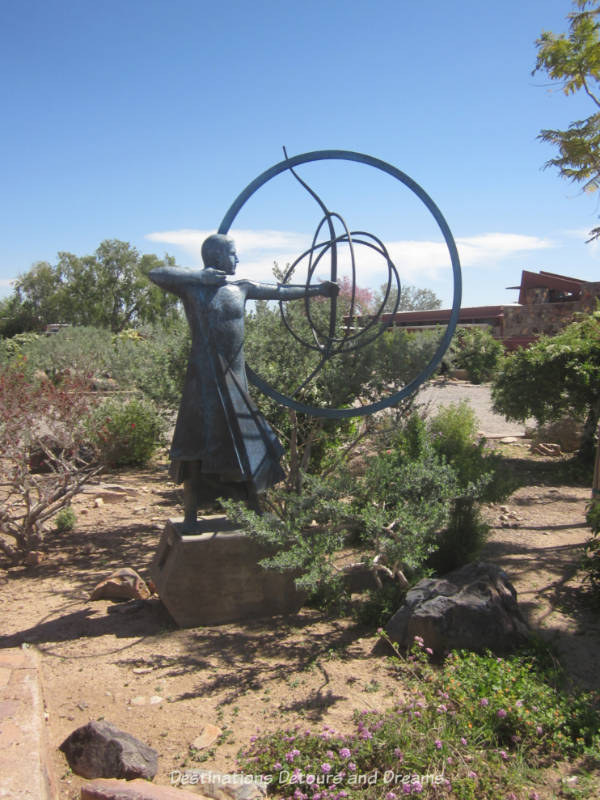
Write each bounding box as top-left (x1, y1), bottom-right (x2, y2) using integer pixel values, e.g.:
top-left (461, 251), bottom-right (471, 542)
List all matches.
top-left (530, 417), bottom-right (584, 453)
top-left (531, 442), bottom-right (562, 456)
top-left (82, 777), bottom-right (205, 799)
top-left (91, 569), bottom-right (151, 602)
top-left (24, 550), bottom-right (46, 566)
top-left (190, 724), bottom-right (222, 751)
top-left (130, 696), bottom-right (146, 706)
top-left (385, 561), bottom-right (530, 655)
top-left (94, 498), bottom-right (105, 508)
top-left (60, 720), bottom-right (158, 780)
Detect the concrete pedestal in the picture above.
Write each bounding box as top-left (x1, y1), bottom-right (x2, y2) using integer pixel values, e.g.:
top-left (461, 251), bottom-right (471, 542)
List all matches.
top-left (150, 516), bottom-right (305, 627)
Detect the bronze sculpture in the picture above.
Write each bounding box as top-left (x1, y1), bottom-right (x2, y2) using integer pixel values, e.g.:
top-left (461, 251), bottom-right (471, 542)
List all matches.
top-left (149, 233), bottom-right (338, 525)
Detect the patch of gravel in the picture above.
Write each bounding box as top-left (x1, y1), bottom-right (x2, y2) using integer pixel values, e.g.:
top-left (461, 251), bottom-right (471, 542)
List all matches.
top-left (416, 380), bottom-right (534, 438)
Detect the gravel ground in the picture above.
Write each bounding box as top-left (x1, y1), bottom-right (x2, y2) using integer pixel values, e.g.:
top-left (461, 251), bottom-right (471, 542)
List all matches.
top-left (416, 380), bottom-right (534, 438)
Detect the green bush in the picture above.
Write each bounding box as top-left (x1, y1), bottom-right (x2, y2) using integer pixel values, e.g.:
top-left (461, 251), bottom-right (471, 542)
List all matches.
top-left (54, 506), bottom-right (76, 532)
top-left (427, 402), bottom-right (514, 504)
top-left (452, 326), bottom-right (503, 384)
top-left (225, 405), bottom-right (511, 616)
top-left (88, 396), bottom-right (165, 467)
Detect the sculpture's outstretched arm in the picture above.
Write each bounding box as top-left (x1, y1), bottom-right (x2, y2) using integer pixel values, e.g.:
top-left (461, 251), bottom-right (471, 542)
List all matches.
top-left (149, 266), bottom-right (228, 296)
top-left (241, 280), bottom-right (338, 302)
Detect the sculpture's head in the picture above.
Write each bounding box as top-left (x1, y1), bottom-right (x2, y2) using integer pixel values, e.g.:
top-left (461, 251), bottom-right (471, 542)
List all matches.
top-left (201, 234), bottom-right (239, 275)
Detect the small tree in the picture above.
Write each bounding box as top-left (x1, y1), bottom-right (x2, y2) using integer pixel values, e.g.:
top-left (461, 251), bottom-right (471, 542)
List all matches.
top-left (534, 0), bottom-right (600, 240)
top-left (0, 370), bottom-right (102, 564)
top-left (492, 309), bottom-right (600, 461)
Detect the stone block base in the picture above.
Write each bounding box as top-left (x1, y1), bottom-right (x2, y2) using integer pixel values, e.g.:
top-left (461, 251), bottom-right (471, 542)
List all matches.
top-left (150, 517), bottom-right (305, 627)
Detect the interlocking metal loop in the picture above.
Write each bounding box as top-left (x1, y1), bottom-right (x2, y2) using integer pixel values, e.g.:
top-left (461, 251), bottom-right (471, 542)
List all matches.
top-left (218, 150), bottom-right (462, 419)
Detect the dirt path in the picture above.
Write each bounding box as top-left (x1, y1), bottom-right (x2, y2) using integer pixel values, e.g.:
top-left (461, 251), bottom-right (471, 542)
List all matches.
top-left (0, 453), bottom-right (598, 798)
top-left (418, 379), bottom-right (534, 437)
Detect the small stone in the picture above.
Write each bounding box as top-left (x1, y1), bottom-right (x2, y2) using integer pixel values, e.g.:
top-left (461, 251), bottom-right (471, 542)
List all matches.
top-left (132, 667), bottom-right (153, 674)
top-left (149, 696), bottom-right (163, 705)
top-left (90, 568), bottom-right (151, 602)
top-left (191, 724), bottom-right (222, 751)
top-left (130, 696), bottom-right (146, 705)
top-left (94, 497), bottom-right (104, 508)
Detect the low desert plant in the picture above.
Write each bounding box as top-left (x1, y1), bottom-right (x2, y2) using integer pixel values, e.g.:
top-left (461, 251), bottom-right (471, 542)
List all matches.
top-left (54, 505), bottom-right (76, 532)
top-left (87, 396), bottom-right (165, 467)
top-left (0, 368), bottom-right (101, 563)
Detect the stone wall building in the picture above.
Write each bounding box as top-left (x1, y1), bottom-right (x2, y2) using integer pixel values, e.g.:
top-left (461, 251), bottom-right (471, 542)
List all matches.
top-left (384, 270), bottom-right (600, 350)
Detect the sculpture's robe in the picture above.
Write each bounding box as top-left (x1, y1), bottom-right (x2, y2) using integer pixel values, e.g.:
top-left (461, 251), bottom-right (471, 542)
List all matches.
top-left (148, 267), bottom-right (284, 492)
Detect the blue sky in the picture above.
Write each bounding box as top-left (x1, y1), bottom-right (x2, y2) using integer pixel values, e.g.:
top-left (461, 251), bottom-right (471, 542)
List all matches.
top-left (1, 0), bottom-right (598, 309)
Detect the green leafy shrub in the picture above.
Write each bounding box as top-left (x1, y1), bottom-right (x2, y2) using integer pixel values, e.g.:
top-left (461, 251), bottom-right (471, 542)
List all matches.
top-left (225, 404), bottom-right (512, 617)
top-left (426, 402), bottom-right (514, 504)
top-left (54, 506), bottom-right (76, 532)
top-left (492, 310), bottom-right (600, 463)
top-left (88, 396), bottom-right (165, 467)
top-left (237, 639), bottom-right (600, 800)
top-left (452, 326), bottom-right (503, 384)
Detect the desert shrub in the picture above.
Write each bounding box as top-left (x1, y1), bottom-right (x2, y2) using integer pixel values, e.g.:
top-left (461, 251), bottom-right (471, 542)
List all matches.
top-left (427, 497), bottom-right (488, 574)
top-left (238, 639), bottom-right (600, 800)
top-left (112, 319), bottom-right (190, 410)
top-left (3, 321), bottom-right (190, 411)
top-left (224, 407), bottom-right (507, 616)
top-left (452, 326), bottom-right (503, 383)
top-left (54, 506), bottom-right (76, 532)
top-left (0, 368), bottom-right (101, 563)
top-left (9, 326), bottom-right (116, 381)
top-left (426, 402), bottom-right (514, 504)
top-left (88, 396), bottom-right (165, 467)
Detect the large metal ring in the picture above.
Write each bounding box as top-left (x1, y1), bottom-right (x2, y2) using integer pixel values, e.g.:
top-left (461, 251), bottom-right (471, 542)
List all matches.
top-left (218, 150), bottom-right (462, 419)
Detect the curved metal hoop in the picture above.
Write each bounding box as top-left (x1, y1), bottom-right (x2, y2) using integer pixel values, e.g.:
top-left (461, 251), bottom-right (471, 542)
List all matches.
top-left (218, 150), bottom-right (462, 419)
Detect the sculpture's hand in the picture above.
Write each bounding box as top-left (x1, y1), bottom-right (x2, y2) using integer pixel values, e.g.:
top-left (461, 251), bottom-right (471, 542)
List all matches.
top-left (319, 280), bottom-right (340, 298)
top-left (199, 268), bottom-right (228, 285)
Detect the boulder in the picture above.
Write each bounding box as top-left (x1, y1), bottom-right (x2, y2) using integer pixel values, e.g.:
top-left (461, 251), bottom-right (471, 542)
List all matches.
top-left (91, 568), bottom-right (151, 601)
top-left (385, 561), bottom-right (529, 656)
top-left (527, 417), bottom-right (584, 453)
top-left (60, 720), bottom-right (158, 780)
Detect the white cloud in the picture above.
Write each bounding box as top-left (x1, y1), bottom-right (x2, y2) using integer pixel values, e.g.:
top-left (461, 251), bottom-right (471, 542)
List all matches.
top-left (145, 228), bottom-right (555, 287)
top-left (456, 233), bottom-right (553, 267)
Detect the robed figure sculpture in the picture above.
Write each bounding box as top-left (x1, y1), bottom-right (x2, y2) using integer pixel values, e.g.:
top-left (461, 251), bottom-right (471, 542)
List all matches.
top-left (149, 234), bottom-right (337, 526)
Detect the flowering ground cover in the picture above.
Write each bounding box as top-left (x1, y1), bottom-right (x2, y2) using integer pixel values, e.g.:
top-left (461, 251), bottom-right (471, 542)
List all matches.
top-left (238, 636), bottom-right (600, 799)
